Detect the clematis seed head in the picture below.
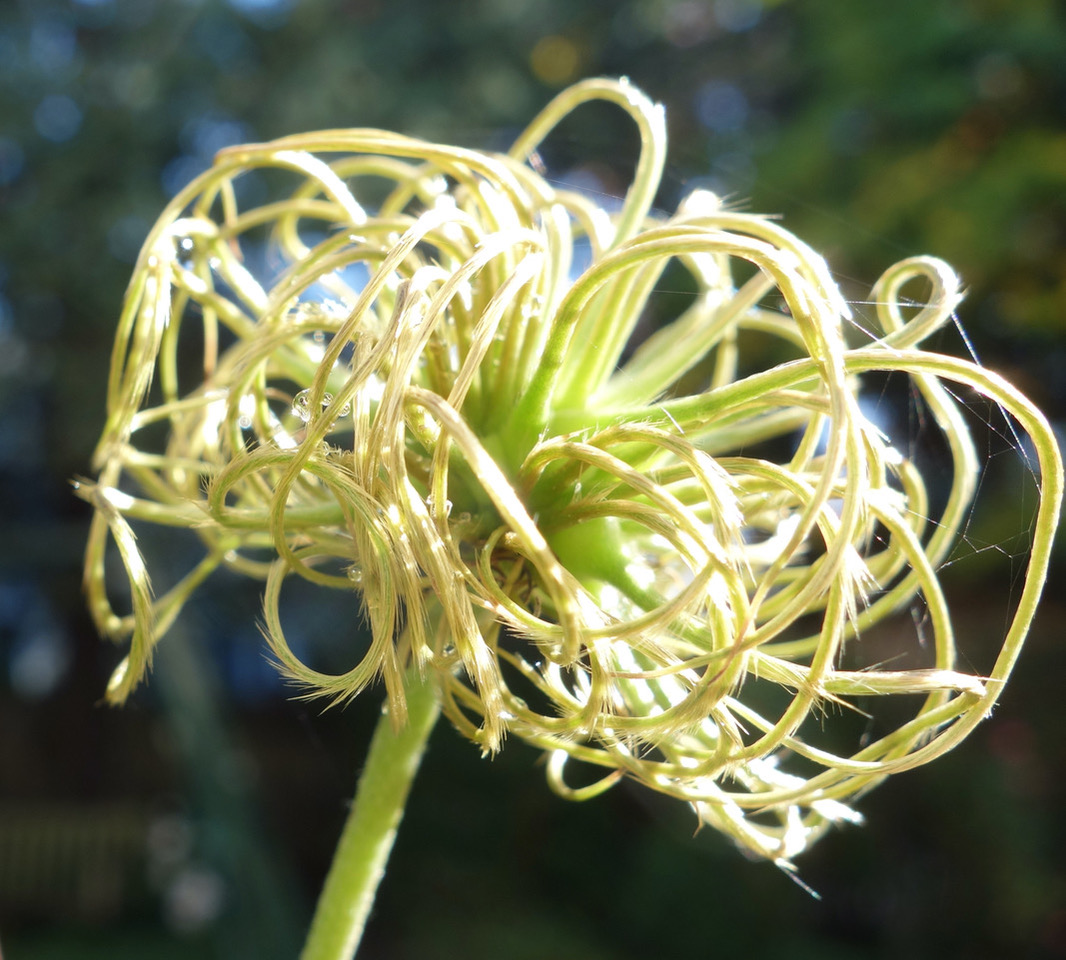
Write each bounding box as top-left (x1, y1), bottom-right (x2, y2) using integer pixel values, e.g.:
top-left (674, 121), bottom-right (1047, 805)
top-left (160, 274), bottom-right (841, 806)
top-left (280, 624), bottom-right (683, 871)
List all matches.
top-left (82, 78), bottom-right (1062, 864)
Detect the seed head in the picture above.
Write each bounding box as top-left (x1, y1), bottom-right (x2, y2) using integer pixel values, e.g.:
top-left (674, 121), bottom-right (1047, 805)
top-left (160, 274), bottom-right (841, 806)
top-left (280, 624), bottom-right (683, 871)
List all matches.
top-left (82, 78), bottom-right (1062, 865)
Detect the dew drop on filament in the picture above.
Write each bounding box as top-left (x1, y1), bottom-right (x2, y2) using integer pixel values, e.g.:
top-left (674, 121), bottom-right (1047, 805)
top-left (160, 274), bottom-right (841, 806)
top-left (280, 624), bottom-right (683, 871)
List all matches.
top-left (176, 236), bottom-right (195, 265)
top-left (292, 389), bottom-right (351, 422)
top-left (292, 389), bottom-right (313, 422)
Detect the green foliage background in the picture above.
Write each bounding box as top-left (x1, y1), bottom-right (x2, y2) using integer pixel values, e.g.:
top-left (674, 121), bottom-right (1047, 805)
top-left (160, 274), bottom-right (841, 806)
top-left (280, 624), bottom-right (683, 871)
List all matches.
top-left (0, 0), bottom-right (1063, 957)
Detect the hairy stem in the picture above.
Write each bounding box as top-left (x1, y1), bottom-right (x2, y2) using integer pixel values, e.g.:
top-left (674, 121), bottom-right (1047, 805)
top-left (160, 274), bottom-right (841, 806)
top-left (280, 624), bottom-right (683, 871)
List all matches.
top-left (300, 670), bottom-right (441, 960)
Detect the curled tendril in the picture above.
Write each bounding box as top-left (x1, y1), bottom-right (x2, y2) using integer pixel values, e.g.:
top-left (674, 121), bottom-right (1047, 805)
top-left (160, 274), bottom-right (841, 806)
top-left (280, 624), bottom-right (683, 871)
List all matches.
top-left (82, 78), bottom-right (1062, 865)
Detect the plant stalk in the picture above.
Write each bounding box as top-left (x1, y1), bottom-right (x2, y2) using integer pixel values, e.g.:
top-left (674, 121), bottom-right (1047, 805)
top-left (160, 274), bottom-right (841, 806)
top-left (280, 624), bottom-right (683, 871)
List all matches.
top-left (300, 670), bottom-right (440, 960)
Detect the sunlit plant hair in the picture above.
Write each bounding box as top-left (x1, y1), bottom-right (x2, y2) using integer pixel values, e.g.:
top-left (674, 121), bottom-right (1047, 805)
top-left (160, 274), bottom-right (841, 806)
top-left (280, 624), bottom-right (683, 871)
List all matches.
top-left (83, 77), bottom-right (1060, 920)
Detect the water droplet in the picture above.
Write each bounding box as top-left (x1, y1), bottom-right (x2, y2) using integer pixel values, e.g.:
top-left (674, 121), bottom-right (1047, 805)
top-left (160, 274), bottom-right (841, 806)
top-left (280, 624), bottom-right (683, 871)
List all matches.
top-left (292, 389), bottom-right (313, 422)
top-left (425, 495), bottom-right (453, 518)
top-left (347, 565), bottom-right (364, 585)
top-left (238, 414), bottom-right (253, 430)
top-left (292, 389), bottom-right (350, 422)
top-left (312, 330), bottom-right (326, 344)
top-left (456, 511), bottom-right (472, 524)
top-left (176, 236), bottom-right (195, 265)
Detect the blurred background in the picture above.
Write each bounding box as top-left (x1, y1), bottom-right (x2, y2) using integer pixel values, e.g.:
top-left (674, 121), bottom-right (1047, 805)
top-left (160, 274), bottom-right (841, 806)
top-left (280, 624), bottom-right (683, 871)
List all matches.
top-left (1, 0), bottom-right (1065, 956)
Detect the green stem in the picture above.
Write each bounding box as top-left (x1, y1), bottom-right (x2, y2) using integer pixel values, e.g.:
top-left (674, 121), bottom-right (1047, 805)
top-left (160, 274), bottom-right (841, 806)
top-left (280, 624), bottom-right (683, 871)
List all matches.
top-left (300, 670), bottom-right (441, 960)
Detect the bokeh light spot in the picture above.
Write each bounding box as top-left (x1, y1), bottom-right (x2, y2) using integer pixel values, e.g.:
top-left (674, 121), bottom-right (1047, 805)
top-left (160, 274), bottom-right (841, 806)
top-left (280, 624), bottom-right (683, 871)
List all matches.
top-left (694, 80), bottom-right (748, 134)
top-left (161, 155), bottom-right (209, 197)
top-left (33, 94), bottom-right (83, 143)
top-left (664, 2), bottom-right (714, 48)
top-left (181, 115), bottom-right (253, 159)
top-left (530, 35), bottom-right (582, 86)
top-left (29, 18), bottom-right (78, 75)
top-left (714, 0), bottom-right (763, 32)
